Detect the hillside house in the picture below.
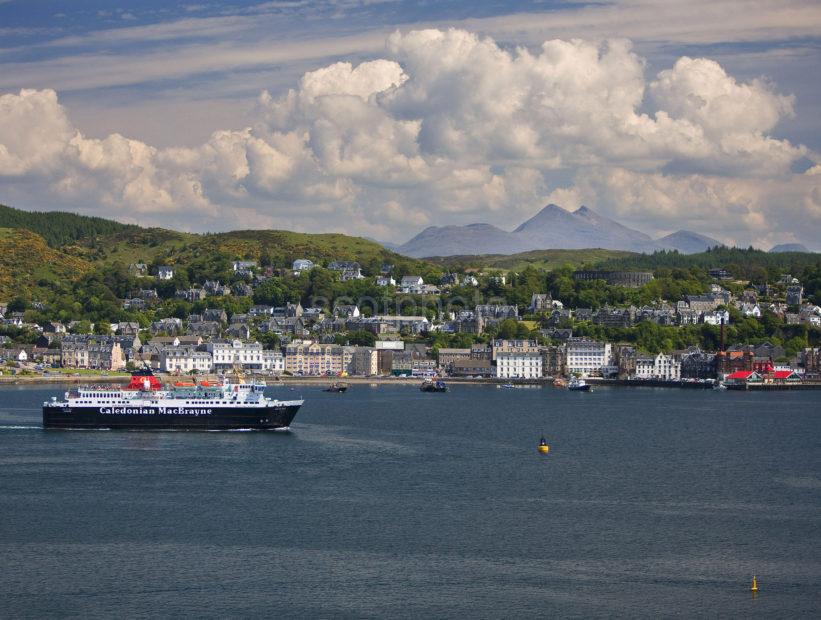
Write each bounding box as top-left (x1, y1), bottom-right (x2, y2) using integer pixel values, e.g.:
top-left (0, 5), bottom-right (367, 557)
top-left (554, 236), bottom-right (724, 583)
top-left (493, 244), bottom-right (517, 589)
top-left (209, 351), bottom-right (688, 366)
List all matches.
top-left (399, 276), bottom-right (424, 294)
top-left (292, 259), bottom-right (314, 272)
top-left (232, 260), bottom-right (258, 276)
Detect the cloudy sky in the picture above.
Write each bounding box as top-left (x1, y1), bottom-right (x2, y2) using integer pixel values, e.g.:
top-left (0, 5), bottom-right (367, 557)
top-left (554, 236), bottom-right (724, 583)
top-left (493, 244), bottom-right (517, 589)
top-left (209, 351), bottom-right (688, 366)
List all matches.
top-left (1, 0), bottom-right (820, 250)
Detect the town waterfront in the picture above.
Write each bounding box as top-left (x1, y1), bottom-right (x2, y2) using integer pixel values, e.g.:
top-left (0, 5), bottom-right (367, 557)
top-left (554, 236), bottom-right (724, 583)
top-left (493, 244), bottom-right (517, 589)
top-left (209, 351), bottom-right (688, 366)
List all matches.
top-left (1, 384), bottom-right (819, 617)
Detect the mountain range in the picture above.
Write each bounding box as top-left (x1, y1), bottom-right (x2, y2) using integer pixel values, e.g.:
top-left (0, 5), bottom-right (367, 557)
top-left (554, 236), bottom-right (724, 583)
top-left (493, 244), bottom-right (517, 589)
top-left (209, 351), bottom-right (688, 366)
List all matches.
top-left (396, 204), bottom-right (721, 258)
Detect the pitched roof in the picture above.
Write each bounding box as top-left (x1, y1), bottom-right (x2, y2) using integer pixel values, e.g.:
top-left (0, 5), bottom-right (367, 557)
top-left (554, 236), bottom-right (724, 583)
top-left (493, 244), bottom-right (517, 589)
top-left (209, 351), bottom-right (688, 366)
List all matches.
top-left (726, 370), bottom-right (756, 380)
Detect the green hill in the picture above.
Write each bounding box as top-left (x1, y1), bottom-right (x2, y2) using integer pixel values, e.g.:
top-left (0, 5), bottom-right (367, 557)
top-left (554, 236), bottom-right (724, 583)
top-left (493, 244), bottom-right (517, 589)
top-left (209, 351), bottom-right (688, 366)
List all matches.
top-left (0, 228), bottom-right (93, 299)
top-left (0, 204), bottom-right (139, 247)
top-left (598, 247), bottom-right (821, 280)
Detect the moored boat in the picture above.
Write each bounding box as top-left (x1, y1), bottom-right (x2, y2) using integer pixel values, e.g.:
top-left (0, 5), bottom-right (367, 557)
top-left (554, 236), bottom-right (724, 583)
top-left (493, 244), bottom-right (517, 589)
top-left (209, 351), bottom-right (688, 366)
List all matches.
top-left (42, 367), bottom-right (303, 430)
top-left (568, 378), bottom-right (592, 392)
top-left (324, 382), bottom-right (348, 393)
top-left (420, 379), bottom-right (448, 393)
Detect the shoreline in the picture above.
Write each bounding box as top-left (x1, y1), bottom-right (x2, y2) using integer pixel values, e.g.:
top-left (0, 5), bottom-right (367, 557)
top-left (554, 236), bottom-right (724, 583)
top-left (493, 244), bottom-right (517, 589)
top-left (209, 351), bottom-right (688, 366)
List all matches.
top-left (2, 373), bottom-right (819, 390)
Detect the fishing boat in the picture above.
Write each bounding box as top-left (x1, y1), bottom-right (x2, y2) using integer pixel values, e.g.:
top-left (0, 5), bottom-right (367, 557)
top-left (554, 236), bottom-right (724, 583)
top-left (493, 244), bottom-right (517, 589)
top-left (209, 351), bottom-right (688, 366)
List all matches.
top-left (568, 377), bottom-right (592, 392)
top-left (324, 382), bottom-right (348, 393)
top-left (420, 379), bottom-right (448, 393)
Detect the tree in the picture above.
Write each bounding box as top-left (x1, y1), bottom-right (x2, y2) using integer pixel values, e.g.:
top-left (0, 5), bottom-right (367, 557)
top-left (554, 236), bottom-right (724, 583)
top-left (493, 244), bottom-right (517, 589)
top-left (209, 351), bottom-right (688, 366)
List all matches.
top-left (497, 319), bottom-right (519, 339)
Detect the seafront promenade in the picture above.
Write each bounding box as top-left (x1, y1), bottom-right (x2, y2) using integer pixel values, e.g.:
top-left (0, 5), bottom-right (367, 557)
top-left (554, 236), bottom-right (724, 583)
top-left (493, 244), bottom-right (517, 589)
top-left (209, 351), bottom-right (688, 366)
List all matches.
top-left (4, 372), bottom-right (820, 390)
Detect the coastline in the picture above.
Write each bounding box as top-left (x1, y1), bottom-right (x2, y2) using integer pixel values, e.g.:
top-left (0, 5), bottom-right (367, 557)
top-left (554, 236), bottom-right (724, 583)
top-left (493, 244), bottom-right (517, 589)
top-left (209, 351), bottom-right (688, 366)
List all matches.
top-left (3, 372), bottom-right (820, 389)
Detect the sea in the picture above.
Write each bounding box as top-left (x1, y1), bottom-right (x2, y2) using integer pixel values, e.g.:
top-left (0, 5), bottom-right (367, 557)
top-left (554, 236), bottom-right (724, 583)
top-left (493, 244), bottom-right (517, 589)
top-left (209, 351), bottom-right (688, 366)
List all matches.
top-left (0, 383), bottom-right (819, 618)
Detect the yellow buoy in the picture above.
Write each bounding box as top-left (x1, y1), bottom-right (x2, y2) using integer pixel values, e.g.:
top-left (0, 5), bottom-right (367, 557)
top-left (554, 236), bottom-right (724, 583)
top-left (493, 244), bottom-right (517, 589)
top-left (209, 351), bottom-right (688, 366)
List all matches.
top-left (750, 575), bottom-right (758, 593)
top-left (538, 436), bottom-right (550, 454)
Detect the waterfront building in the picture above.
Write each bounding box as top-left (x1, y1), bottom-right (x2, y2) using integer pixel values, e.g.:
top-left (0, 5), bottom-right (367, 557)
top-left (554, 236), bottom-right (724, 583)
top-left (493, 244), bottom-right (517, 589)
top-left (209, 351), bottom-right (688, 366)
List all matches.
top-left (450, 358), bottom-right (494, 377)
top-left (351, 347), bottom-right (379, 376)
top-left (160, 346), bottom-right (212, 374)
top-left (634, 353), bottom-right (681, 381)
top-left (492, 339), bottom-right (539, 360)
top-left (207, 339), bottom-right (265, 371)
top-left (495, 352), bottom-right (542, 379)
top-left (437, 348), bottom-right (472, 369)
top-left (284, 340), bottom-right (344, 375)
top-left (262, 350), bottom-right (285, 374)
top-left (566, 338), bottom-right (614, 377)
top-left (541, 345), bottom-right (566, 377)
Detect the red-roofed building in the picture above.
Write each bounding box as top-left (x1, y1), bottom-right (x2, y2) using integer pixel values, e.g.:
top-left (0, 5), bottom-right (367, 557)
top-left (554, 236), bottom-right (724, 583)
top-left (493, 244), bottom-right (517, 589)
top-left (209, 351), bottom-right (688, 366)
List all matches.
top-left (724, 370), bottom-right (762, 386)
top-left (766, 370), bottom-right (801, 384)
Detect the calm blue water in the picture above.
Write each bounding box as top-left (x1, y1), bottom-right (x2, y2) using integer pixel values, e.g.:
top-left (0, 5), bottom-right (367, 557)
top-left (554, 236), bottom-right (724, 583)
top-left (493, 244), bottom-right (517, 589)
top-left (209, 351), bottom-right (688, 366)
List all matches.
top-left (0, 383), bottom-right (819, 618)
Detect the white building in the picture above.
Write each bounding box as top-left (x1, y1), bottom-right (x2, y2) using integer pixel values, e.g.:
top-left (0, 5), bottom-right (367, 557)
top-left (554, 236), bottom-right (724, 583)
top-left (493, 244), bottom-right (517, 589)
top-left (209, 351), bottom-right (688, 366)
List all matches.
top-left (702, 310), bottom-right (730, 326)
top-left (207, 339), bottom-right (265, 371)
top-left (635, 353), bottom-right (681, 381)
top-left (495, 352), bottom-right (543, 379)
top-left (376, 275), bottom-right (396, 286)
top-left (292, 259), bottom-right (314, 272)
top-left (399, 276), bottom-right (424, 293)
top-left (737, 302), bottom-right (762, 318)
top-left (232, 260), bottom-right (258, 274)
top-left (262, 350), bottom-right (285, 374)
top-left (566, 339), bottom-right (614, 376)
top-left (160, 347), bottom-right (212, 374)
top-left (156, 266), bottom-right (175, 280)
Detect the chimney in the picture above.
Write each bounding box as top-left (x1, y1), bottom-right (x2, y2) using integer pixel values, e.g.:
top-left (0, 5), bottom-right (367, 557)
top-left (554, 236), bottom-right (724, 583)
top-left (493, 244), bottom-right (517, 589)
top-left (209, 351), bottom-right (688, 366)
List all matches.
top-left (719, 318), bottom-right (726, 353)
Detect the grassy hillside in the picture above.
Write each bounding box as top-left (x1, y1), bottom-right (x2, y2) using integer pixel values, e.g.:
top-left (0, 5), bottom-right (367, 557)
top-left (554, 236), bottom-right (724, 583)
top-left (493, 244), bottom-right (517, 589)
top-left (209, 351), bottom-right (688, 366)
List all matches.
top-left (0, 203), bottom-right (429, 275)
top-left (427, 248), bottom-right (636, 271)
top-left (67, 227), bottom-right (197, 265)
top-left (598, 247), bottom-right (821, 279)
top-left (0, 228), bottom-right (93, 299)
top-left (192, 230), bottom-right (428, 274)
top-left (0, 204), bottom-right (139, 247)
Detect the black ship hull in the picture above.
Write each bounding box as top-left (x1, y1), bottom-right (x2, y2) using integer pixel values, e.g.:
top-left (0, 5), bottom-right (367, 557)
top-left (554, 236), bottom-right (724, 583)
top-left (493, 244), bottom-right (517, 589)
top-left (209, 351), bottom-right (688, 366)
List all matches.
top-left (42, 403), bottom-right (301, 430)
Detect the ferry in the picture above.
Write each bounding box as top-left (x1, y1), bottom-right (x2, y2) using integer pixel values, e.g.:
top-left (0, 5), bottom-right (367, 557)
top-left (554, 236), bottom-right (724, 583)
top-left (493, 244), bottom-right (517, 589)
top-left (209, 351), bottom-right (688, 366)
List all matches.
top-left (42, 367), bottom-right (303, 430)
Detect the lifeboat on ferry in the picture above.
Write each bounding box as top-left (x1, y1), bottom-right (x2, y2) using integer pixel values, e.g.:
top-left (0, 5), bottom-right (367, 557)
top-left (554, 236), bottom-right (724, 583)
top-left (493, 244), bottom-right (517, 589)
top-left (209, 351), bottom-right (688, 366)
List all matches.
top-left (124, 367), bottom-right (162, 391)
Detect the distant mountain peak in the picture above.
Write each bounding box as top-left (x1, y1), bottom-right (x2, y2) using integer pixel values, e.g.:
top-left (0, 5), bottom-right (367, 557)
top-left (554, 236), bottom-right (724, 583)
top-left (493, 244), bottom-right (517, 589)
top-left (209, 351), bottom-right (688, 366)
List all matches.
top-left (655, 230), bottom-right (720, 254)
top-left (769, 243), bottom-right (810, 253)
top-left (399, 203), bottom-right (660, 257)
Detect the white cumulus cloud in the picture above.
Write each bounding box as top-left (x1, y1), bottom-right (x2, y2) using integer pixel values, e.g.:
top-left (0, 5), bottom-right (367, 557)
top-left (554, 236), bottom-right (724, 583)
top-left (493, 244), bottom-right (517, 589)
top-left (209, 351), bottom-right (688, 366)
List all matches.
top-left (0, 28), bottom-right (817, 248)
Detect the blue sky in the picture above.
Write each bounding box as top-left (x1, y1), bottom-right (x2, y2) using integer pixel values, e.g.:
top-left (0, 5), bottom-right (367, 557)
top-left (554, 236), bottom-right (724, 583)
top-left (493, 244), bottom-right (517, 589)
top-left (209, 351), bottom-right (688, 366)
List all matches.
top-left (0, 0), bottom-right (820, 249)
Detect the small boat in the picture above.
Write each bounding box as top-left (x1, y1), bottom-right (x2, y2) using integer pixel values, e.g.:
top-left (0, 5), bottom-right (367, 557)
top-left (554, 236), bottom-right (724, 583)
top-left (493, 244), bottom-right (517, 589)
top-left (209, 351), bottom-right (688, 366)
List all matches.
top-left (324, 382), bottom-right (348, 393)
top-left (500, 383), bottom-right (515, 389)
top-left (420, 379), bottom-right (448, 393)
top-left (552, 377), bottom-right (567, 388)
top-left (538, 436), bottom-right (550, 454)
top-left (568, 378), bottom-right (592, 392)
